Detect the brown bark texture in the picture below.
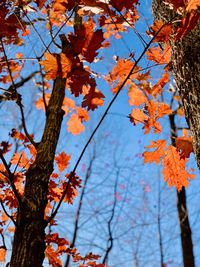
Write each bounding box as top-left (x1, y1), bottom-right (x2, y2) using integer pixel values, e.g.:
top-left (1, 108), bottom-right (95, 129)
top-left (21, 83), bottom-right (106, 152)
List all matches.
top-left (152, 1), bottom-right (198, 266)
top-left (152, 1), bottom-right (200, 169)
top-left (9, 77), bottom-right (66, 267)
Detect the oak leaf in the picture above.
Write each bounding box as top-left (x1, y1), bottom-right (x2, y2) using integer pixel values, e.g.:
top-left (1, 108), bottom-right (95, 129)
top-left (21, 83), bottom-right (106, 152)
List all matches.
top-left (146, 45), bottom-right (171, 64)
top-left (45, 245), bottom-right (62, 267)
top-left (40, 53), bottom-right (72, 79)
top-left (55, 152), bottom-right (71, 172)
top-left (143, 140), bottom-right (166, 164)
top-left (67, 114), bottom-right (85, 135)
top-left (175, 136), bottom-right (194, 158)
top-left (63, 173), bottom-right (81, 204)
top-left (186, 0), bottom-right (200, 11)
top-left (129, 108), bottom-right (148, 125)
top-left (69, 18), bottom-right (104, 62)
top-left (128, 84), bottom-right (147, 106)
top-left (147, 20), bottom-right (173, 42)
top-left (0, 247), bottom-right (6, 262)
top-left (162, 145), bottom-right (195, 191)
top-left (11, 152), bottom-right (30, 169)
top-left (111, 0), bottom-right (139, 11)
top-left (82, 89), bottom-right (105, 110)
top-left (151, 71), bottom-right (170, 97)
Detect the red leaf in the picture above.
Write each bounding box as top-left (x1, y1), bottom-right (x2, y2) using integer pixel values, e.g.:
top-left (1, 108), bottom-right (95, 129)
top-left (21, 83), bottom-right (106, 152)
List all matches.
top-left (82, 88), bottom-right (105, 111)
top-left (55, 152), bottom-right (71, 172)
top-left (35, 0), bottom-right (46, 9)
top-left (111, 0), bottom-right (139, 11)
top-left (69, 18), bottom-right (104, 62)
top-left (175, 136), bottom-right (194, 158)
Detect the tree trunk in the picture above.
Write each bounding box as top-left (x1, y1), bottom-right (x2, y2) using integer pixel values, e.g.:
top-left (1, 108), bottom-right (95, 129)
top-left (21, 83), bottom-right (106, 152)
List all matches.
top-left (152, 1), bottom-right (197, 263)
top-left (10, 77), bottom-right (66, 267)
top-left (168, 113), bottom-right (195, 267)
top-left (152, 0), bottom-right (200, 169)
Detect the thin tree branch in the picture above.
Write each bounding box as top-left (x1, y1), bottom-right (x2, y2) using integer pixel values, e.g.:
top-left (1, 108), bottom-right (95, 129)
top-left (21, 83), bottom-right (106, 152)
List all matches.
top-left (0, 199), bottom-right (16, 225)
top-left (48, 21), bottom-right (169, 222)
top-left (0, 153), bottom-right (21, 206)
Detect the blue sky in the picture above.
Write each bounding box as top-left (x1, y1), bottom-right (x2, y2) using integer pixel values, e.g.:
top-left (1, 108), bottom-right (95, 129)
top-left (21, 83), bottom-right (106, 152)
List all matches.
top-left (0, 1), bottom-right (200, 266)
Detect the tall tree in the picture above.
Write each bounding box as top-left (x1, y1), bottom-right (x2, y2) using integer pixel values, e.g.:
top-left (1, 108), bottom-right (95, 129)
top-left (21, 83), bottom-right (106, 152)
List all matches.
top-left (152, 0), bottom-right (200, 169)
top-left (0, 1), bottom-right (199, 266)
top-left (152, 1), bottom-right (199, 266)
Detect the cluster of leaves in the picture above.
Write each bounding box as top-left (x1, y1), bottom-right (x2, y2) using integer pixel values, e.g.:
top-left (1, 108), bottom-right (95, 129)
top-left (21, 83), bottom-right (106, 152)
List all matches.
top-left (0, 0), bottom-right (199, 265)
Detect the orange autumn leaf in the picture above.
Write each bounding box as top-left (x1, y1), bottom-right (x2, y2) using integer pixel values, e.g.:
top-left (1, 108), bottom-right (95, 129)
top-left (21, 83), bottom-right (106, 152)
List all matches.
top-left (27, 144), bottom-right (37, 159)
top-left (175, 11), bottom-right (200, 40)
top-left (40, 53), bottom-right (72, 79)
top-left (107, 59), bottom-right (140, 93)
top-left (10, 128), bottom-right (30, 143)
top-left (55, 152), bottom-right (71, 172)
top-left (151, 71), bottom-right (170, 97)
top-left (143, 101), bottom-right (172, 134)
top-left (62, 97), bottom-right (75, 115)
top-left (8, 226), bottom-right (15, 232)
top-left (146, 45), bottom-right (171, 64)
top-left (110, 59), bottom-right (134, 82)
top-left (35, 93), bottom-right (51, 110)
top-left (77, 107), bottom-right (89, 122)
top-left (128, 83), bottom-right (147, 106)
top-left (175, 136), bottom-right (194, 158)
top-left (45, 245), bottom-right (62, 267)
top-left (162, 145), bottom-right (195, 191)
top-left (0, 247), bottom-right (6, 262)
top-left (147, 20), bottom-right (173, 42)
top-left (1, 212), bottom-right (8, 222)
top-left (177, 107), bottom-right (185, 116)
top-left (67, 113), bottom-right (85, 135)
top-left (143, 140), bottom-right (166, 164)
top-left (186, 0), bottom-right (200, 11)
top-left (129, 108), bottom-right (148, 125)
top-left (11, 152), bottom-right (30, 169)
top-left (155, 102), bottom-right (172, 119)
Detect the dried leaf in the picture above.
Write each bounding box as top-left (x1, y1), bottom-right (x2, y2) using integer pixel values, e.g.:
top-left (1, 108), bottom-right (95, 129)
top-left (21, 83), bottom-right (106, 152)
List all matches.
top-left (175, 136), bottom-right (194, 158)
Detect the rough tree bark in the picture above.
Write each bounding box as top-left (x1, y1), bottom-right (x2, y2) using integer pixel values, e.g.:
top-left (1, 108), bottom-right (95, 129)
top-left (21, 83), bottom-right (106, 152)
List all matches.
top-left (152, 0), bottom-right (200, 169)
top-left (10, 76), bottom-right (66, 267)
top-left (152, 2), bottom-right (199, 267)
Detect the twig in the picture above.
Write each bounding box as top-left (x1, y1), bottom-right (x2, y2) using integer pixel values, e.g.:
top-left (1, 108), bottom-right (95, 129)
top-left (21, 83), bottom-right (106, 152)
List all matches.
top-left (0, 153), bottom-right (21, 206)
top-left (0, 199), bottom-right (16, 225)
top-left (48, 21), bottom-right (168, 222)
